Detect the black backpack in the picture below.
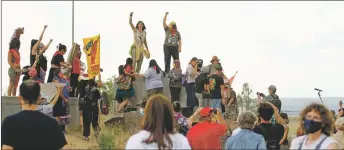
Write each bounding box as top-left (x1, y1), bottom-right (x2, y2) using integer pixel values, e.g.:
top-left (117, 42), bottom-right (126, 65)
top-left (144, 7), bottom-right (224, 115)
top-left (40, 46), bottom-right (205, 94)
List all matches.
top-left (258, 124), bottom-right (279, 150)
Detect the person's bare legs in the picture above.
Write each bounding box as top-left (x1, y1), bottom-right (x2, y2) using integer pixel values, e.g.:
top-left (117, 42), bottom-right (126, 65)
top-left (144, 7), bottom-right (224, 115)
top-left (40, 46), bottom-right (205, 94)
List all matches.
top-left (116, 99), bottom-right (129, 113)
top-left (11, 87), bottom-right (17, 96)
top-left (7, 79), bottom-right (13, 96)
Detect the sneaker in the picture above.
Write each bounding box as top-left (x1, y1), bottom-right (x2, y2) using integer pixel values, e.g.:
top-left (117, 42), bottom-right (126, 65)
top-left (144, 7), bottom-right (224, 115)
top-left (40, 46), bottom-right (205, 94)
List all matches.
top-left (84, 136), bottom-right (89, 141)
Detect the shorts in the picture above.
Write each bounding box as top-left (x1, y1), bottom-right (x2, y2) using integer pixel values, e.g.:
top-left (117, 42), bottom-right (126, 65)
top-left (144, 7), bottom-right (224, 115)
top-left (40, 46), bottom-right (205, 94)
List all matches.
top-left (225, 104), bottom-right (239, 121)
top-left (115, 89), bottom-right (131, 103)
top-left (8, 68), bottom-right (20, 88)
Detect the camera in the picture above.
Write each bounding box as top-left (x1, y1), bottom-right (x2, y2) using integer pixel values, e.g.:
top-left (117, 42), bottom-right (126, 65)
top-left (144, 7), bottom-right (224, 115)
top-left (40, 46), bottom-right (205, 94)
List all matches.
top-left (256, 92), bottom-right (266, 98)
top-left (197, 59), bottom-right (203, 72)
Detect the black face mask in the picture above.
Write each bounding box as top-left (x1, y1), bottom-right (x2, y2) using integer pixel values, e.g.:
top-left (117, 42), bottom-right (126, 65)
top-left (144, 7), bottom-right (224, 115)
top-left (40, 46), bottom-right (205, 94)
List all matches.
top-left (303, 119), bottom-right (323, 134)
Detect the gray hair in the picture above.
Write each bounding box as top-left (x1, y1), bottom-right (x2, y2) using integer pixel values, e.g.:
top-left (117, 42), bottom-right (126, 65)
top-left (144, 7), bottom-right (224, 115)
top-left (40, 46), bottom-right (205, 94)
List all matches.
top-left (238, 111), bottom-right (257, 129)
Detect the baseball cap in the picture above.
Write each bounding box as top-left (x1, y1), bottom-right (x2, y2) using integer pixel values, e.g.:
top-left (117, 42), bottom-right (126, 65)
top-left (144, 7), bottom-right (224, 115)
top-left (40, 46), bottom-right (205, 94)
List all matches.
top-left (268, 85), bottom-right (277, 91)
top-left (211, 56), bottom-right (220, 62)
top-left (201, 66), bottom-right (209, 74)
top-left (198, 59), bottom-right (203, 64)
top-left (200, 107), bottom-right (213, 117)
top-left (215, 65), bottom-right (223, 71)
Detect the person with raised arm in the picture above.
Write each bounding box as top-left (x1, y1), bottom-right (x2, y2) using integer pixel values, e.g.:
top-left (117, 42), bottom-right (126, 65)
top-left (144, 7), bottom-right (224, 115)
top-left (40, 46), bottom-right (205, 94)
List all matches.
top-left (163, 12), bottom-right (182, 74)
top-left (129, 12), bottom-right (150, 73)
top-left (7, 38), bottom-right (21, 96)
top-left (37, 84), bottom-right (64, 117)
top-left (47, 43), bottom-right (72, 83)
top-left (30, 25), bottom-right (53, 82)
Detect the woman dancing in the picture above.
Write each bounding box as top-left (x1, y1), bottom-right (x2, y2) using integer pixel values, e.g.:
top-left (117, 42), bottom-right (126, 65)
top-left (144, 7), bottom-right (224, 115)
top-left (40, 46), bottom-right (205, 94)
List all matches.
top-left (30, 25), bottom-right (53, 82)
top-left (129, 12), bottom-right (150, 73)
top-left (52, 69), bottom-right (71, 133)
top-left (47, 43), bottom-right (71, 83)
top-left (163, 12), bottom-right (182, 73)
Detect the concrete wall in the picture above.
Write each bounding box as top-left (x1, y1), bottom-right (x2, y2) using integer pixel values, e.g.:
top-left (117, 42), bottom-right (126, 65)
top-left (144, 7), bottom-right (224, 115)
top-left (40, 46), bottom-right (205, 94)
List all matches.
top-left (1, 96), bottom-right (80, 128)
top-left (114, 77), bottom-right (187, 107)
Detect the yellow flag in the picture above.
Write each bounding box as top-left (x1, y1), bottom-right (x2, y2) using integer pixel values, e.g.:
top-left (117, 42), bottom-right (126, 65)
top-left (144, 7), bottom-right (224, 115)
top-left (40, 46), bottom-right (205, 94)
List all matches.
top-left (83, 34), bottom-right (100, 79)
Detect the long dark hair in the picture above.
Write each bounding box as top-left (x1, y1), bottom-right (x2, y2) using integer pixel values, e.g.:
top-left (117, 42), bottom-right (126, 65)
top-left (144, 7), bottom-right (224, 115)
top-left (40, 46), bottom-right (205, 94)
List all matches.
top-left (30, 39), bottom-right (38, 52)
top-left (141, 94), bottom-right (175, 150)
top-left (136, 21), bottom-right (146, 30)
top-left (125, 57), bottom-right (133, 65)
top-left (149, 59), bottom-right (161, 74)
top-left (118, 65), bottom-right (125, 75)
top-left (9, 38), bottom-right (21, 50)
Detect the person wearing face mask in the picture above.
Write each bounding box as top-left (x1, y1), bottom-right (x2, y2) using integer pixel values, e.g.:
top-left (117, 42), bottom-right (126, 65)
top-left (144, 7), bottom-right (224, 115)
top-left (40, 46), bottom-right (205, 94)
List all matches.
top-left (290, 103), bottom-right (340, 150)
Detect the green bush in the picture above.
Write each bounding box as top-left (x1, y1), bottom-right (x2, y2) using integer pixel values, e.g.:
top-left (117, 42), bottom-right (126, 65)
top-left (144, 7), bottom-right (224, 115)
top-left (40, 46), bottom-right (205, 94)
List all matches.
top-left (99, 132), bottom-right (116, 150)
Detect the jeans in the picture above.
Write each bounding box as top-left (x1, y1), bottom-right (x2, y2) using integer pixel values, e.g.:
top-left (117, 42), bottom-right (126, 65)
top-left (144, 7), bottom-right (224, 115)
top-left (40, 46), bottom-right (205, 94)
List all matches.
top-left (211, 99), bottom-right (222, 110)
top-left (185, 83), bottom-right (196, 107)
top-left (164, 45), bottom-right (179, 73)
top-left (170, 87), bottom-right (181, 103)
top-left (83, 108), bottom-right (99, 137)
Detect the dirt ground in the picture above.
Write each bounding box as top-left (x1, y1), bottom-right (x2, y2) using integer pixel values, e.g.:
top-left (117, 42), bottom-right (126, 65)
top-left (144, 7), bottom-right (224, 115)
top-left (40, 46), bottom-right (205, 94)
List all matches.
top-left (62, 114), bottom-right (301, 149)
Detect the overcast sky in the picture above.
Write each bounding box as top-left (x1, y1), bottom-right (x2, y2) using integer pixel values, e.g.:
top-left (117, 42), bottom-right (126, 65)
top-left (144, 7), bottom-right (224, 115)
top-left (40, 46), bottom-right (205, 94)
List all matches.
top-left (2, 1), bottom-right (344, 98)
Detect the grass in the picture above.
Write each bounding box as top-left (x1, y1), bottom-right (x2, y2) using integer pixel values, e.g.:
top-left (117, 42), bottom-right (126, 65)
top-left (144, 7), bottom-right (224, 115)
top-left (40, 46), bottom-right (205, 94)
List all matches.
top-left (63, 111), bottom-right (301, 149)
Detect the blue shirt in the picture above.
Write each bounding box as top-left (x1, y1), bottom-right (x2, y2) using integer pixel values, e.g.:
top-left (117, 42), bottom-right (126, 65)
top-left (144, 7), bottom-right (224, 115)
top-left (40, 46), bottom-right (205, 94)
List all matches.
top-left (225, 129), bottom-right (267, 150)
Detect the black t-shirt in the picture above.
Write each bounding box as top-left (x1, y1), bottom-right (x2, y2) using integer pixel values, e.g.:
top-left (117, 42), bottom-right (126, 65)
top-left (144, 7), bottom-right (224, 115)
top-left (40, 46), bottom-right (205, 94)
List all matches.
top-left (51, 54), bottom-right (65, 66)
top-left (1, 111), bottom-right (67, 149)
top-left (208, 74), bottom-right (224, 99)
top-left (253, 123), bottom-right (285, 149)
top-left (85, 86), bottom-right (101, 110)
top-left (195, 74), bottom-right (209, 93)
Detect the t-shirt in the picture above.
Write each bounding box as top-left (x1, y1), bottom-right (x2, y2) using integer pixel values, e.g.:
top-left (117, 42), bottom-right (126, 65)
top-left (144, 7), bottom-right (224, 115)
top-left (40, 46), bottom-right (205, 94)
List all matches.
top-left (126, 130), bottom-right (191, 149)
top-left (187, 122), bottom-right (226, 149)
top-left (51, 54), bottom-right (64, 66)
top-left (228, 89), bottom-right (237, 104)
top-left (1, 111), bottom-right (67, 149)
top-left (253, 123), bottom-right (285, 149)
top-left (232, 127), bottom-right (242, 136)
top-left (37, 103), bottom-right (54, 117)
top-left (164, 26), bottom-right (181, 47)
top-left (195, 74), bottom-right (209, 93)
top-left (186, 64), bottom-right (198, 83)
top-left (85, 86), bottom-right (101, 110)
top-left (290, 134), bottom-right (338, 149)
top-left (144, 67), bottom-right (163, 90)
top-left (208, 74), bottom-right (224, 99)
top-left (72, 57), bottom-right (81, 74)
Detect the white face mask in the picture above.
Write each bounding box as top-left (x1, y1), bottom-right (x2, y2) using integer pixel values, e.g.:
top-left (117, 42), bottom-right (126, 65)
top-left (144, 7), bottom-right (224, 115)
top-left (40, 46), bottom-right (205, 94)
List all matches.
top-left (140, 108), bottom-right (144, 115)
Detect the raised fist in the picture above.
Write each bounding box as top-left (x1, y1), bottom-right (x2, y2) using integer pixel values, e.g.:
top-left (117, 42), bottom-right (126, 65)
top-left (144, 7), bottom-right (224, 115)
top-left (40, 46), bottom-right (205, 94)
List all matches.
top-left (130, 12), bottom-right (134, 16)
top-left (44, 25), bottom-right (48, 29)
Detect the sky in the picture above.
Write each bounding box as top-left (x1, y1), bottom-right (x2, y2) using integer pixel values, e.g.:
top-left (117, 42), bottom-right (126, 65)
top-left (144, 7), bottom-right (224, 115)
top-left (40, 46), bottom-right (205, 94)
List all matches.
top-left (2, 1), bottom-right (344, 98)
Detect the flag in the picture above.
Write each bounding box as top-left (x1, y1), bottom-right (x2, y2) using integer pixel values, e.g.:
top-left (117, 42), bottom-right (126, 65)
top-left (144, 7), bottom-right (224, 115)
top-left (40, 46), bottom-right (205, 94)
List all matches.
top-left (83, 34), bottom-right (100, 79)
top-left (228, 71), bottom-right (238, 85)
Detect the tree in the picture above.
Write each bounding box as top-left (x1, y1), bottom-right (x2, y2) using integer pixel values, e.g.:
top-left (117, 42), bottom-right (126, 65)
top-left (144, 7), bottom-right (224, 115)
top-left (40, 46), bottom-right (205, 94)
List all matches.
top-left (101, 77), bottom-right (115, 109)
top-left (237, 83), bottom-right (258, 112)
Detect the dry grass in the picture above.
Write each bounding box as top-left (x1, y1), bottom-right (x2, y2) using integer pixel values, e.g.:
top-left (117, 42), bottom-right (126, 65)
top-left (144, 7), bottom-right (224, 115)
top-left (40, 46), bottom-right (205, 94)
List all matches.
top-left (62, 112), bottom-right (301, 149)
top-left (63, 111), bottom-right (141, 149)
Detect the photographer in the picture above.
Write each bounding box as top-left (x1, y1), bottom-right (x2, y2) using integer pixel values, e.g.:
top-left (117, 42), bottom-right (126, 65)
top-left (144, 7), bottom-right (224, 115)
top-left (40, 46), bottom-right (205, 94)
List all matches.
top-left (187, 107), bottom-right (228, 149)
top-left (257, 85), bottom-right (282, 124)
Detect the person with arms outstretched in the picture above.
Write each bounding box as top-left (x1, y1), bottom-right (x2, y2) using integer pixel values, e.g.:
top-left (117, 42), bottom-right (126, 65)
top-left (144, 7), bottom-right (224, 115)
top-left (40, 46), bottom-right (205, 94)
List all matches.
top-left (129, 12), bottom-right (150, 73)
top-left (163, 12), bottom-right (182, 74)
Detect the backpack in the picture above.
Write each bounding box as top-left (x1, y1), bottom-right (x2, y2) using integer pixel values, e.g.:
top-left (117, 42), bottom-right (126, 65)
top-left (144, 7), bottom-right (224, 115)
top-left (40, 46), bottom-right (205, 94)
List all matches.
top-left (271, 94), bottom-right (282, 113)
top-left (258, 124), bottom-right (279, 150)
top-left (100, 92), bottom-right (110, 115)
top-left (195, 74), bottom-right (206, 92)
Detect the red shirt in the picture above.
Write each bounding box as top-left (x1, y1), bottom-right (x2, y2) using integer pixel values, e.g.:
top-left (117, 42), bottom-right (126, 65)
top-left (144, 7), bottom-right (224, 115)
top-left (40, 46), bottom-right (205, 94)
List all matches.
top-left (187, 122), bottom-right (226, 149)
top-left (8, 49), bottom-right (20, 65)
top-left (125, 65), bottom-right (132, 73)
top-left (72, 57), bottom-right (81, 74)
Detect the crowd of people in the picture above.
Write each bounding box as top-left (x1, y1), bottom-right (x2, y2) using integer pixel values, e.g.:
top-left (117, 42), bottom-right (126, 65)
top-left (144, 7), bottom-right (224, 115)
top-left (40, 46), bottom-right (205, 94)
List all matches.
top-left (3, 12), bottom-right (344, 150)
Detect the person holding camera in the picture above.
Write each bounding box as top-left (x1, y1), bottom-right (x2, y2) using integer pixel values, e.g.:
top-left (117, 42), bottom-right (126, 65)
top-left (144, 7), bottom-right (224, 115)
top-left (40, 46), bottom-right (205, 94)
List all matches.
top-left (187, 107), bottom-right (228, 149)
top-left (257, 85), bottom-right (282, 124)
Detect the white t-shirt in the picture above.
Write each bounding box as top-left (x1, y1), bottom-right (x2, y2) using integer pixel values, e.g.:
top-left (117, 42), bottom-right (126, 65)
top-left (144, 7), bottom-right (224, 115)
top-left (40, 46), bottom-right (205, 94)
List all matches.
top-left (290, 134), bottom-right (338, 149)
top-left (126, 130), bottom-right (191, 149)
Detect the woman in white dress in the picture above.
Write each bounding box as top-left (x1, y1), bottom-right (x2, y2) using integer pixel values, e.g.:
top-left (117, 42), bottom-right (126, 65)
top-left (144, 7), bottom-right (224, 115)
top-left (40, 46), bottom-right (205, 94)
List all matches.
top-left (129, 12), bottom-right (150, 73)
